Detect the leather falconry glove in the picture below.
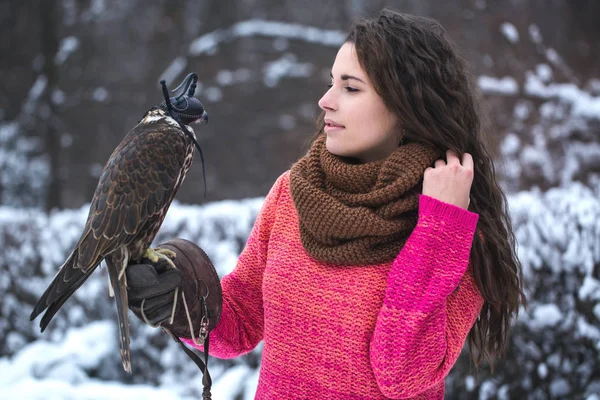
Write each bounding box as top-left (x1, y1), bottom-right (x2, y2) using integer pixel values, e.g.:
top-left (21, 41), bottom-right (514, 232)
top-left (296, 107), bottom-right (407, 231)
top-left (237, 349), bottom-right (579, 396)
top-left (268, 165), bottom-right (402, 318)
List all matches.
top-left (126, 238), bottom-right (222, 341)
top-left (126, 238), bottom-right (222, 400)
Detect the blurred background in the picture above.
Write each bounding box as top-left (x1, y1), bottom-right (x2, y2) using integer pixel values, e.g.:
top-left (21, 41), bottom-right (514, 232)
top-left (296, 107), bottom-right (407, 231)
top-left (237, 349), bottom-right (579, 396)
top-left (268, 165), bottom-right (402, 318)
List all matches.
top-left (1, 0), bottom-right (599, 399)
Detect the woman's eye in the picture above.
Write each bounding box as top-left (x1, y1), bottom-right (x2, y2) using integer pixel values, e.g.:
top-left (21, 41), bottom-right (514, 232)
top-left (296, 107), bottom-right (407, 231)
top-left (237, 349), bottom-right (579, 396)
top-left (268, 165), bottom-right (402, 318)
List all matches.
top-left (326, 84), bottom-right (358, 93)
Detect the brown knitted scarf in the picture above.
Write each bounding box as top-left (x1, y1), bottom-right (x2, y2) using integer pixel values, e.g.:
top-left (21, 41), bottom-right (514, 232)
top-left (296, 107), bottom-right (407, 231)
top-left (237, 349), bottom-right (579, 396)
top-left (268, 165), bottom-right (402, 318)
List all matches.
top-left (289, 134), bottom-right (439, 265)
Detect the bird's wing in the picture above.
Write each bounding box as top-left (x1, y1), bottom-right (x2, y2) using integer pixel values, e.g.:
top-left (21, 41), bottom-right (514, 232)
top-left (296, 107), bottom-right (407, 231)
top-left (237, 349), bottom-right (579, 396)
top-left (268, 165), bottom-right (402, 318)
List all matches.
top-left (30, 247), bottom-right (96, 329)
top-left (77, 119), bottom-right (192, 269)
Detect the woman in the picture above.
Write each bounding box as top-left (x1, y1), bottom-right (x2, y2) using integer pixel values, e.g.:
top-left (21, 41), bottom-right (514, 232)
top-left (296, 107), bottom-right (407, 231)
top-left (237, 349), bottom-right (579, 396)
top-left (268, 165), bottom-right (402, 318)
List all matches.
top-left (127, 9), bottom-right (525, 399)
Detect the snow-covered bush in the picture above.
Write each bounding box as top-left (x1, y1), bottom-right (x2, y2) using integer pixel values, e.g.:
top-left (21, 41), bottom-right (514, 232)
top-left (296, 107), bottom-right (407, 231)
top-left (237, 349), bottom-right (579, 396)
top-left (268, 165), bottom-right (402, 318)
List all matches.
top-left (446, 181), bottom-right (600, 399)
top-left (0, 122), bottom-right (49, 208)
top-left (0, 199), bottom-right (263, 399)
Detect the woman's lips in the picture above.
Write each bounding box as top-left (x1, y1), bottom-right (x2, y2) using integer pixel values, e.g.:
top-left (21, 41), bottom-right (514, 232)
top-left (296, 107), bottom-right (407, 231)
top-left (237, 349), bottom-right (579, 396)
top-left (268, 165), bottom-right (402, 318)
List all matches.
top-left (324, 119), bottom-right (344, 132)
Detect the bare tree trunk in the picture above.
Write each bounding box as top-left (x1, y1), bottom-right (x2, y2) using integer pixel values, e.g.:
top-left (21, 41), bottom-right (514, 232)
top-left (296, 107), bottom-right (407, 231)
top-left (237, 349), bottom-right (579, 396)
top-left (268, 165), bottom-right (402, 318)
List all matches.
top-left (39, 0), bottom-right (62, 211)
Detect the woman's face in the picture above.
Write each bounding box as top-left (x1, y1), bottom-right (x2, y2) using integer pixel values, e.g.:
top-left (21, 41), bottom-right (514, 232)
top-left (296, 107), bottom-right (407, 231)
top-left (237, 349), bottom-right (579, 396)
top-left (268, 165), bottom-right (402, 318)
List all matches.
top-left (318, 42), bottom-right (400, 163)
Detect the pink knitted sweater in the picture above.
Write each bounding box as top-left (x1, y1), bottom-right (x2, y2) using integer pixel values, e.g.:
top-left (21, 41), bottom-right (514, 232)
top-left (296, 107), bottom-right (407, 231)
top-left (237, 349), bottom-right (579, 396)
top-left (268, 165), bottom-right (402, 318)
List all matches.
top-left (185, 171), bottom-right (483, 399)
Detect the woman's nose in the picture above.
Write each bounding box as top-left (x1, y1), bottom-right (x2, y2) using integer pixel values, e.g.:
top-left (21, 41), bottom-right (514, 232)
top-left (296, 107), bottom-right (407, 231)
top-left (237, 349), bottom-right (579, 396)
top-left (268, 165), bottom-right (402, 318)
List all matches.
top-left (318, 88), bottom-right (336, 111)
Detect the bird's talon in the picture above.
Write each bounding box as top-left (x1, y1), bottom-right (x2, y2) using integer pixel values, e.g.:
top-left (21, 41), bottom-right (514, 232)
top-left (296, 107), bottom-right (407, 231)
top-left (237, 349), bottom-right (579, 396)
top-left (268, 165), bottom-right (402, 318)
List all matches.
top-left (143, 247), bottom-right (178, 270)
top-left (155, 248), bottom-right (177, 258)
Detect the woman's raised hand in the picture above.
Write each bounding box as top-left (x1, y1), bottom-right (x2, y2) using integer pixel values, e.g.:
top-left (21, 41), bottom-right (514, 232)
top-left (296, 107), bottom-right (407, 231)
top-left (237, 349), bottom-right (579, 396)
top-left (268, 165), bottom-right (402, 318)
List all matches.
top-left (422, 150), bottom-right (474, 210)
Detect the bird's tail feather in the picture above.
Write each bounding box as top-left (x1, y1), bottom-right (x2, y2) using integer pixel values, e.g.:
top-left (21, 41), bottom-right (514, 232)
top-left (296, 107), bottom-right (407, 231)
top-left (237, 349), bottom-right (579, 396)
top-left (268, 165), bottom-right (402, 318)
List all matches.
top-left (106, 249), bottom-right (132, 373)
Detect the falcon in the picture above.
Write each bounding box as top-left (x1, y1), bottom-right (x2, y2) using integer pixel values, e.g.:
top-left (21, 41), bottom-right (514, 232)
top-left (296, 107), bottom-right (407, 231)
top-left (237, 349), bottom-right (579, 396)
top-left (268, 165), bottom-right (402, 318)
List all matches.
top-left (30, 73), bottom-right (208, 373)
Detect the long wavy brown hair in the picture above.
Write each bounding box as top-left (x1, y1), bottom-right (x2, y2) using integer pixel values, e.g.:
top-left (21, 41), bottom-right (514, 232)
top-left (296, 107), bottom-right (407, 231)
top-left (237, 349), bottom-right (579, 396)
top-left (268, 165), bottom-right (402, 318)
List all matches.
top-left (313, 9), bottom-right (526, 368)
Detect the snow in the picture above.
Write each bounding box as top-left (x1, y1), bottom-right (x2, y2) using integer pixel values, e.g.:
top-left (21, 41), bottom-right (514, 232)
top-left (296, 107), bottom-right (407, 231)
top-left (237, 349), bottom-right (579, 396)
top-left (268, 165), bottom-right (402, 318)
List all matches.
top-left (203, 87), bottom-right (223, 103)
top-left (0, 122), bottom-right (49, 207)
top-left (190, 21), bottom-right (334, 89)
top-left (529, 24), bottom-right (543, 44)
top-left (544, 48), bottom-right (576, 81)
top-left (538, 363), bottom-right (548, 379)
top-left (211, 365), bottom-right (252, 399)
top-left (0, 321), bottom-right (115, 385)
top-left (92, 87), bottom-right (109, 102)
top-left (478, 381), bottom-right (497, 400)
top-left (243, 369), bottom-right (260, 400)
top-left (501, 66), bottom-right (600, 195)
top-left (530, 304), bottom-right (563, 329)
top-left (478, 76), bottom-right (519, 95)
top-left (536, 63), bottom-right (553, 82)
top-left (90, 0), bottom-right (107, 15)
top-left (216, 70), bottom-right (235, 86)
top-left (60, 133), bottom-right (73, 148)
top-left (501, 133), bottom-right (521, 154)
top-left (465, 375), bottom-right (476, 391)
top-left (61, 0), bottom-right (77, 26)
top-left (577, 317), bottom-right (600, 347)
top-left (262, 54), bottom-right (314, 88)
top-left (51, 89), bottom-right (66, 105)
top-left (55, 36), bottom-right (80, 65)
top-left (215, 69), bottom-right (252, 87)
top-left (189, 31), bottom-right (220, 56)
top-left (500, 22), bottom-right (519, 43)
top-left (550, 379), bottom-right (571, 397)
top-left (89, 163), bottom-right (104, 178)
top-left (579, 276), bottom-right (600, 302)
top-left (545, 48), bottom-right (560, 65)
top-left (159, 57), bottom-right (189, 90)
top-left (0, 121), bottom-right (17, 143)
top-left (189, 19), bottom-right (345, 57)
top-left (510, 181), bottom-right (600, 276)
top-left (513, 101), bottom-right (532, 120)
top-left (2, 378), bottom-right (183, 400)
top-left (232, 20), bottom-right (345, 47)
top-left (23, 76), bottom-right (48, 116)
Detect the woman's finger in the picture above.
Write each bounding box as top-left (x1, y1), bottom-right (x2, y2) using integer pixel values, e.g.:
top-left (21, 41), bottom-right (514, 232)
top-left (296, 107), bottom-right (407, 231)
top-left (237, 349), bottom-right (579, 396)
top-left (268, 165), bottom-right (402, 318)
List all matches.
top-left (434, 159), bottom-right (446, 168)
top-left (446, 149), bottom-right (461, 165)
top-left (462, 152), bottom-right (474, 169)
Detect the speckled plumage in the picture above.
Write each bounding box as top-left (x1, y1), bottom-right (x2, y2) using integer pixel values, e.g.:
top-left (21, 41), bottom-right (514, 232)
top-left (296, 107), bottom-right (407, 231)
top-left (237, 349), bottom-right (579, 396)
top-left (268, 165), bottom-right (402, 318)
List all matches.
top-left (31, 108), bottom-right (196, 373)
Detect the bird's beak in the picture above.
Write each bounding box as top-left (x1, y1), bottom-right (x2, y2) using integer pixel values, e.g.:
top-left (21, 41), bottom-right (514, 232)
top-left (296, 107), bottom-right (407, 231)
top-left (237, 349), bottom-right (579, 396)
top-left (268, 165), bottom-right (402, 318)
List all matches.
top-left (198, 110), bottom-right (208, 124)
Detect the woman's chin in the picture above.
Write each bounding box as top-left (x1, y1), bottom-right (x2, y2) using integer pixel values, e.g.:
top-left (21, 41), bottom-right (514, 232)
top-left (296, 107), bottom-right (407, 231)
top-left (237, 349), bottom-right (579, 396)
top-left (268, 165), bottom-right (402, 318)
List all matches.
top-left (325, 139), bottom-right (344, 156)
top-left (326, 141), bottom-right (357, 159)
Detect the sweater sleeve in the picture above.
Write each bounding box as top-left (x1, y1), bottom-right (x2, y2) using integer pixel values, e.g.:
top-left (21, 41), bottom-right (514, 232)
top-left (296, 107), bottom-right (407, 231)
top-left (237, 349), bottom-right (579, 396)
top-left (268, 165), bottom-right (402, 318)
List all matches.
top-left (183, 172), bottom-right (287, 358)
top-left (370, 194), bottom-right (484, 399)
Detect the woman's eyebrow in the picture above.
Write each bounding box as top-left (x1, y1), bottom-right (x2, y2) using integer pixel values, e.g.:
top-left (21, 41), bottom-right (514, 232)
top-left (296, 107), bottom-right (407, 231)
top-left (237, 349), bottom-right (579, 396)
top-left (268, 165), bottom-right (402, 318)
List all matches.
top-left (330, 72), bottom-right (366, 84)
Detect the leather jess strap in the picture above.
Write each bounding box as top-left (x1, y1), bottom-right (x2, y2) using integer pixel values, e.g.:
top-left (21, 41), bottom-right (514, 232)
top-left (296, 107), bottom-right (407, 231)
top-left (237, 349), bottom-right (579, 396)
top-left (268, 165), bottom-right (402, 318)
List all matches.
top-left (175, 335), bottom-right (212, 399)
top-left (164, 293), bottom-right (213, 399)
top-left (164, 325), bottom-right (213, 399)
